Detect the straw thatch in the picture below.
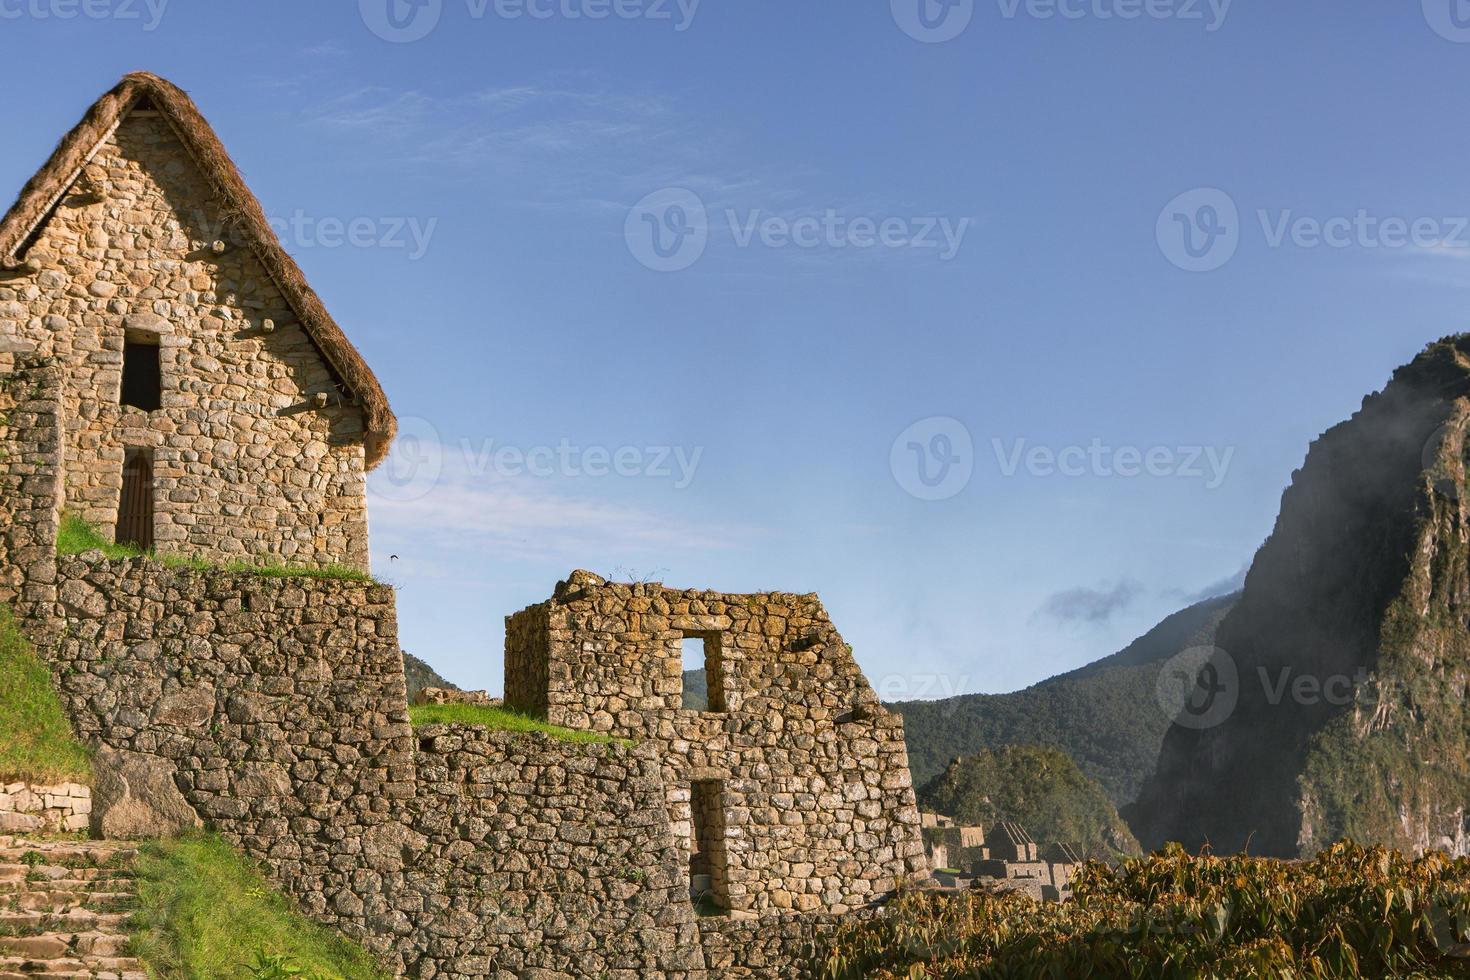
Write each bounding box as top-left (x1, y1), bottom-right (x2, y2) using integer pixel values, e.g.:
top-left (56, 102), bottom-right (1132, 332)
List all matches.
top-left (0, 72), bottom-right (396, 468)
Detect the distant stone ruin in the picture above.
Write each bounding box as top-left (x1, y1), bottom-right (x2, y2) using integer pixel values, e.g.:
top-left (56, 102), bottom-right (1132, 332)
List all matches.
top-left (921, 813), bottom-right (1083, 902)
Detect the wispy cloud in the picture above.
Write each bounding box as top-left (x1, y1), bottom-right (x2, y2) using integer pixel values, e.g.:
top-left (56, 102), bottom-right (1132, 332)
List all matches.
top-left (366, 440), bottom-right (754, 572)
top-left (1167, 564), bottom-right (1248, 605)
top-left (294, 74), bottom-right (967, 269)
top-left (1031, 579), bottom-right (1143, 627)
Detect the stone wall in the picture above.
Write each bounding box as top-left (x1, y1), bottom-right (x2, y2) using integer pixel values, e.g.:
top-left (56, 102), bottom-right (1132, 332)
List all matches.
top-left (0, 356), bottom-right (63, 608)
top-left (0, 781), bottom-right (91, 834)
top-left (505, 571), bottom-right (929, 917)
top-left (697, 910), bottom-right (873, 979)
top-left (0, 109), bottom-right (369, 569)
top-left (21, 553), bottom-right (705, 979)
top-left (410, 724), bottom-right (705, 978)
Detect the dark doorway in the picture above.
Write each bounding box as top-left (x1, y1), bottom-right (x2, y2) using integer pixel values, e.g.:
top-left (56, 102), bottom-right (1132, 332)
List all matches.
top-left (689, 780), bottom-right (729, 914)
top-left (120, 335), bottom-right (161, 411)
top-left (116, 449), bottom-right (155, 551)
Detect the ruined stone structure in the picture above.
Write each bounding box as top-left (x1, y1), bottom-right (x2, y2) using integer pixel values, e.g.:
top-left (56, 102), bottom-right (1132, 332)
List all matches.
top-left (0, 73), bottom-right (394, 571)
top-left (505, 571), bottom-right (929, 916)
top-left (920, 814), bottom-right (1082, 903)
top-left (0, 73), bottom-right (929, 979)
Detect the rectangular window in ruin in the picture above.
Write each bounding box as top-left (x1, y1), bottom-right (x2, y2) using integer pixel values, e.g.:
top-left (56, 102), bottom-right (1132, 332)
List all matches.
top-left (116, 448), bottom-right (155, 552)
top-left (120, 334), bottom-right (161, 412)
top-left (689, 780), bottom-right (729, 914)
top-left (681, 632), bottom-right (726, 712)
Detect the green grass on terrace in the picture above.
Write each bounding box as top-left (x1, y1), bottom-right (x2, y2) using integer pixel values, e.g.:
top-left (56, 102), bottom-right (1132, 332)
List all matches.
top-left (0, 605), bottom-right (91, 784)
top-left (409, 703), bottom-right (630, 746)
top-left (130, 831), bottom-right (390, 980)
top-left (57, 514), bottom-right (373, 583)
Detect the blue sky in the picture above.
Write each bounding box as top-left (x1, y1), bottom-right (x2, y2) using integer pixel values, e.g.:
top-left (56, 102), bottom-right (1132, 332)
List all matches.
top-left (2, 1), bottom-right (1467, 696)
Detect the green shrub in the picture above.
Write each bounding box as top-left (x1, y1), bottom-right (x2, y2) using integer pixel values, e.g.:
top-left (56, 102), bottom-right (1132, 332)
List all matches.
top-left (408, 703), bottom-right (629, 746)
top-left (129, 832), bottom-right (389, 980)
top-left (57, 513), bottom-right (373, 583)
top-left (818, 842), bottom-right (1470, 979)
top-left (0, 605), bottom-right (90, 783)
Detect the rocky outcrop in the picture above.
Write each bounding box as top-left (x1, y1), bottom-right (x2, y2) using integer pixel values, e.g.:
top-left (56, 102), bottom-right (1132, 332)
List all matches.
top-left (1133, 336), bottom-right (1470, 857)
top-left (89, 747), bottom-right (200, 840)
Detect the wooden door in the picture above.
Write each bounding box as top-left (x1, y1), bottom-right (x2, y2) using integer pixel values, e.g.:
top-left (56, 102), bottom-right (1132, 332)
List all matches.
top-left (116, 452), bottom-right (154, 551)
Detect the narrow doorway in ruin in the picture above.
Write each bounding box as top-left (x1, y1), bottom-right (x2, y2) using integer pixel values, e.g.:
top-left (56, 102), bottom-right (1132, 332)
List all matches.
top-left (689, 779), bottom-right (729, 914)
top-left (116, 448), bottom-right (155, 551)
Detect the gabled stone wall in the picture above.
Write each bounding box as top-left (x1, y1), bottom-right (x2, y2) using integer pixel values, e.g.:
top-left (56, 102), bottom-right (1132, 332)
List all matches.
top-left (0, 110), bottom-right (369, 569)
top-left (505, 571), bottom-right (929, 916)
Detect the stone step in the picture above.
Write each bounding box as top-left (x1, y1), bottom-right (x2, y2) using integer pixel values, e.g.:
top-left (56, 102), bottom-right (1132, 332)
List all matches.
top-left (0, 932), bottom-right (133, 957)
top-left (2, 891), bottom-right (135, 913)
top-left (0, 837), bottom-right (141, 979)
top-left (0, 909), bottom-right (130, 934)
top-left (0, 955), bottom-right (145, 977)
top-left (0, 865), bottom-right (132, 884)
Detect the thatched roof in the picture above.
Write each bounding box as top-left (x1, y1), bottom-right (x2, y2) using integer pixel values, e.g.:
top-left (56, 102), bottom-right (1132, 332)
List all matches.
top-left (0, 72), bottom-right (396, 468)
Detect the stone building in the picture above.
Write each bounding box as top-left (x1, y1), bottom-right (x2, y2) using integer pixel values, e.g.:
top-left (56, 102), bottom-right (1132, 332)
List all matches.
top-left (0, 73), bottom-right (395, 570)
top-left (0, 74), bottom-right (933, 978)
top-left (505, 570), bottom-right (930, 916)
top-left (921, 814), bottom-right (1084, 903)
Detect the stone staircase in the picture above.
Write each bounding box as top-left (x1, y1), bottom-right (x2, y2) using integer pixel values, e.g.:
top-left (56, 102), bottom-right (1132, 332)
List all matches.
top-left (0, 836), bottom-right (143, 979)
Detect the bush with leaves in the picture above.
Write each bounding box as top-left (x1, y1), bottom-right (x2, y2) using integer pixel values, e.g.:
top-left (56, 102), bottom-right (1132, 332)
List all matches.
top-left (817, 842), bottom-right (1470, 979)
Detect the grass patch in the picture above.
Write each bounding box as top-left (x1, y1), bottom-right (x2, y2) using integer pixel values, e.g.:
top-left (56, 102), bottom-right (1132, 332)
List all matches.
top-left (0, 605), bottom-right (90, 784)
top-left (57, 514), bottom-right (373, 583)
top-left (130, 832), bottom-right (390, 980)
top-left (408, 703), bottom-right (629, 746)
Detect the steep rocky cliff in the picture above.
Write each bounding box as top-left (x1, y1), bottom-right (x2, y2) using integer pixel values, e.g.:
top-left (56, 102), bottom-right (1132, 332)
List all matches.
top-left (1133, 336), bottom-right (1470, 857)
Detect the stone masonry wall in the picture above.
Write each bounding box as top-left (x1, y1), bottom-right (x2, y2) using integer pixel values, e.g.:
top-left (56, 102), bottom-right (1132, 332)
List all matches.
top-left (0, 109), bottom-right (368, 568)
top-left (19, 553), bottom-right (706, 979)
top-left (411, 725), bottom-right (705, 978)
top-left (0, 781), bottom-right (91, 834)
top-left (697, 910), bottom-right (876, 979)
top-left (0, 356), bottom-right (63, 608)
top-left (505, 571), bottom-right (929, 918)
